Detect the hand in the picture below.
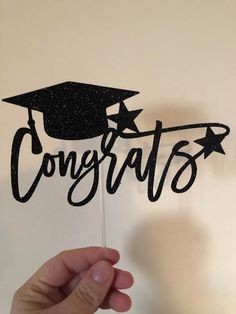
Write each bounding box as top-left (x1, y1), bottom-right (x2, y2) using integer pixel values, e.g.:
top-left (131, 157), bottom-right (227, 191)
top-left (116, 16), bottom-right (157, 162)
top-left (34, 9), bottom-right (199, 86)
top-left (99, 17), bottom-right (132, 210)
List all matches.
top-left (11, 247), bottom-right (134, 314)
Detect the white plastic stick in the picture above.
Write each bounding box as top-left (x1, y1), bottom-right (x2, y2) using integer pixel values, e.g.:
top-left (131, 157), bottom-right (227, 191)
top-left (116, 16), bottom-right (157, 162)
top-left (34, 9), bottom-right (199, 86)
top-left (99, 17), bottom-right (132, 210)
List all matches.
top-left (99, 161), bottom-right (106, 248)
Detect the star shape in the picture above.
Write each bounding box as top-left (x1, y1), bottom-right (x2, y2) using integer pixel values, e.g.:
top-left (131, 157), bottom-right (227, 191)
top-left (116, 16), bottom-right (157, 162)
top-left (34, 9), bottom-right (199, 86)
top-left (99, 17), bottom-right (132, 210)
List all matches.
top-left (194, 127), bottom-right (226, 159)
top-left (108, 101), bottom-right (143, 133)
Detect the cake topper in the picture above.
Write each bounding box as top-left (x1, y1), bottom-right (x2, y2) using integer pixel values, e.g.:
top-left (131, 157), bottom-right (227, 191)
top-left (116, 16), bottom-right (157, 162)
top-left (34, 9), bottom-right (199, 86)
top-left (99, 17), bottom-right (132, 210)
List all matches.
top-left (2, 82), bottom-right (230, 208)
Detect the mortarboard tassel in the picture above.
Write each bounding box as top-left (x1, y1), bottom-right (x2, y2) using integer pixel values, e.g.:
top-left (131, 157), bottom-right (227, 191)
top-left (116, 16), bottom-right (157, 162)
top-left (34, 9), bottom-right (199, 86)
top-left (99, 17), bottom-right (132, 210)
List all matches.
top-left (27, 109), bottom-right (43, 154)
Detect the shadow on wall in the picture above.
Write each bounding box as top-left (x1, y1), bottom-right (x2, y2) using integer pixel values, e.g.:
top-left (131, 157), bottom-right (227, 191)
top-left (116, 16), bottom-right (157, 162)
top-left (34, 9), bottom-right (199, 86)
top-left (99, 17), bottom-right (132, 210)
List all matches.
top-left (141, 103), bottom-right (206, 135)
top-left (128, 211), bottom-right (220, 314)
top-left (142, 103), bottom-right (234, 179)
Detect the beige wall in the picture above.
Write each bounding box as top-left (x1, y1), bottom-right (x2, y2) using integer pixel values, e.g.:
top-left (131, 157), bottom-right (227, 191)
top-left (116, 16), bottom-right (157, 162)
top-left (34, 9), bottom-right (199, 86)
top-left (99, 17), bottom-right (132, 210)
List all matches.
top-left (0, 1), bottom-right (236, 313)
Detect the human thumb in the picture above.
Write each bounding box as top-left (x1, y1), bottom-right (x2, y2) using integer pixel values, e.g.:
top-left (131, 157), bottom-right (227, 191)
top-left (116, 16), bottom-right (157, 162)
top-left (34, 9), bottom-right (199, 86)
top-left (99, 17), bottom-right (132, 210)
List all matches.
top-left (56, 260), bottom-right (114, 314)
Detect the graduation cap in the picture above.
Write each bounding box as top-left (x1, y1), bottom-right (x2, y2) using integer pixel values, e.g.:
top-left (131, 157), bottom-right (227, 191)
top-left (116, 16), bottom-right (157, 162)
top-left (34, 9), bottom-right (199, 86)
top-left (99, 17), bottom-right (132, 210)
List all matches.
top-left (2, 81), bottom-right (139, 153)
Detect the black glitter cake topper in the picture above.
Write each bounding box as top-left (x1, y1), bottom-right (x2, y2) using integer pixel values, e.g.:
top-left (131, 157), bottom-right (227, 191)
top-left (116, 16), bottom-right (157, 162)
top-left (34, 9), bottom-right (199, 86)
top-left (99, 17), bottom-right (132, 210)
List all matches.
top-left (2, 81), bottom-right (230, 206)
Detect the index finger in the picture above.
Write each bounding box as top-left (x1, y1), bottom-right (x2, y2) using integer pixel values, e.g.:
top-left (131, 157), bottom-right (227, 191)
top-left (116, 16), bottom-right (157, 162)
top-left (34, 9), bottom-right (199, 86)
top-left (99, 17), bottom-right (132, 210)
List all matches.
top-left (31, 247), bottom-right (120, 287)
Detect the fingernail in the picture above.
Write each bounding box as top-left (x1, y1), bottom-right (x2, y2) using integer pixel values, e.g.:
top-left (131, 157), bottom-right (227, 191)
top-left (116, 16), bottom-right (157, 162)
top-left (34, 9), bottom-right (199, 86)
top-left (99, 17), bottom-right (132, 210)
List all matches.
top-left (91, 261), bottom-right (112, 285)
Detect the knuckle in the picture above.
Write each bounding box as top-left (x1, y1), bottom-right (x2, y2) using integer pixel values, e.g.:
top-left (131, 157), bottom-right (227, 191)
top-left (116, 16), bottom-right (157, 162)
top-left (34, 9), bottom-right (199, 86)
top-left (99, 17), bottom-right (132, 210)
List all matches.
top-left (12, 285), bottom-right (30, 304)
top-left (74, 283), bottom-right (99, 307)
top-left (57, 250), bottom-right (68, 258)
top-left (13, 287), bottom-right (23, 300)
